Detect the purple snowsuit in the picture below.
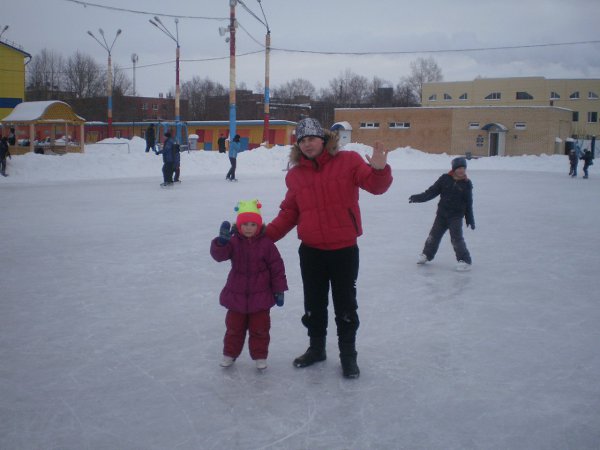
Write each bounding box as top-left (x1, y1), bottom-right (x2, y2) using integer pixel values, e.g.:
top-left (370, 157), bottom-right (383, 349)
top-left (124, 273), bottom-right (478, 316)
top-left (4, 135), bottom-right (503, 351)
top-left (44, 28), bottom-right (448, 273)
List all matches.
top-left (210, 228), bottom-right (288, 314)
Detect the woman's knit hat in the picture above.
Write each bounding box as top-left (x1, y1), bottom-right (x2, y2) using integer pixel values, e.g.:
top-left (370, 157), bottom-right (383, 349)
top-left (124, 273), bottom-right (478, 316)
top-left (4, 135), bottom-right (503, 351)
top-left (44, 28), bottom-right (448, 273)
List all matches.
top-left (295, 118), bottom-right (325, 143)
top-left (235, 199), bottom-right (262, 229)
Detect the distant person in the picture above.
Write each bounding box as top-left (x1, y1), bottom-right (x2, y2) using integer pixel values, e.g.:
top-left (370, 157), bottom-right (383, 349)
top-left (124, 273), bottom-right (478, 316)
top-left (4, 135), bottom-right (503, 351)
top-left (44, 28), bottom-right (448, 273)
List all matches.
top-left (581, 149), bottom-right (594, 179)
top-left (409, 156), bottom-right (475, 271)
top-left (217, 134), bottom-right (227, 154)
top-left (145, 124), bottom-right (157, 153)
top-left (8, 127), bottom-right (16, 146)
top-left (569, 149), bottom-right (578, 177)
top-left (156, 131), bottom-right (174, 187)
top-left (0, 136), bottom-right (11, 177)
top-left (265, 117), bottom-right (393, 379)
top-left (173, 140), bottom-right (181, 183)
top-left (225, 134), bottom-right (243, 182)
top-left (210, 199), bottom-right (288, 370)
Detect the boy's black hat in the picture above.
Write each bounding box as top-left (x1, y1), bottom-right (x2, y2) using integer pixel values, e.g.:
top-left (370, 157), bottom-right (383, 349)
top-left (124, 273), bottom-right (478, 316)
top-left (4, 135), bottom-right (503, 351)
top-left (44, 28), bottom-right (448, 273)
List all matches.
top-left (452, 157), bottom-right (467, 171)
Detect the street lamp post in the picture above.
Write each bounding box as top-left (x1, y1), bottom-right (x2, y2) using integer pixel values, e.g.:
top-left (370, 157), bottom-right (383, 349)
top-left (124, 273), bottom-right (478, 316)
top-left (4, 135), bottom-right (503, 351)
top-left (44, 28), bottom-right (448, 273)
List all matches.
top-left (149, 17), bottom-right (181, 144)
top-left (0, 25), bottom-right (9, 40)
top-left (229, 0), bottom-right (237, 141)
top-left (237, 0), bottom-right (271, 146)
top-left (87, 28), bottom-right (122, 138)
top-left (257, 0), bottom-right (271, 146)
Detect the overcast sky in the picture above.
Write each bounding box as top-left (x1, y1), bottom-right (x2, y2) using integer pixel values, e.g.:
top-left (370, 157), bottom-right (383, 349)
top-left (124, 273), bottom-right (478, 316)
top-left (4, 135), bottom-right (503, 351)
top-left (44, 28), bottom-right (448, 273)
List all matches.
top-left (3, 0), bottom-right (600, 98)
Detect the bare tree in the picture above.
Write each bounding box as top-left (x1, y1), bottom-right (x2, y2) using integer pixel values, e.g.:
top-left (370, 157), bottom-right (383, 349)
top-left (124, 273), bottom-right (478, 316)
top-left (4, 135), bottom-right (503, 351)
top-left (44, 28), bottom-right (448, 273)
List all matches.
top-left (26, 48), bottom-right (65, 101)
top-left (400, 57), bottom-right (443, 104)
top-left (272, 78), bottom-right (316, 101)
top-left (320, 69), bottom-right (370, 106)
top-left (63, 51), bottom-right (104, 98)
top-left (394, 81), bottom-right (420, 106)
top-left (180, 76), bottom-right (227, 120)
top-left (112, 64), bottom-right (133, 97)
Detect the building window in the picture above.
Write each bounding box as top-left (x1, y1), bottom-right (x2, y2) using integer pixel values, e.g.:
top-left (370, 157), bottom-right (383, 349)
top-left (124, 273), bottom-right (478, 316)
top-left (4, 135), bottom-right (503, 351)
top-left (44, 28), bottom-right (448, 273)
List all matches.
top-left (468, 122), bottom-right (480, 129)
top-left (588, 112), bottom-right (598, 123)
top-left (389, 122), bottom-right (410, 129)
top-left (573, 111), bottom-right (579, 122)
top-left (550, 91), bottom-right (560, 100)
top-left (428, 94), bottom-right (437, 101)
top-left (485, 92), bottom-right (501, 100)
top-left (141, 103), bottom-right (148, 110)
top-left (152, 104), bottom-right (159, 111)
top-left (589, 91), bottom-right (599, 99)
top-left (514, 122), bottom-right (527, 130)
top-left (569, 91), bottom-right (580, 100)
top-left (360, 122), bottom-right (379, 129)
top-left (459, 93), bottom-right (468, 100)
top-left (444, 93), bottom-right (452, 100)
top-left (516, 91), bottom-right (534, 100)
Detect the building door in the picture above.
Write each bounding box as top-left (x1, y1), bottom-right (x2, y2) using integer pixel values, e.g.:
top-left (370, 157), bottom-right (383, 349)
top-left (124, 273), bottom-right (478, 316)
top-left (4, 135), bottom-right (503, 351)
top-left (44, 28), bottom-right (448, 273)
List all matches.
top-left (489, 132), bottom-right (499, 156)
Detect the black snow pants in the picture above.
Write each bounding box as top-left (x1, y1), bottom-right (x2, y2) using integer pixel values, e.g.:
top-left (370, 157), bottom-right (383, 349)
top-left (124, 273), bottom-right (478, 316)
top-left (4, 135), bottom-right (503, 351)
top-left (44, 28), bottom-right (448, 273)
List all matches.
top-left (298, 244), bottom-right (360, 347)
top-left (423, 214), bottom-right (471, 264)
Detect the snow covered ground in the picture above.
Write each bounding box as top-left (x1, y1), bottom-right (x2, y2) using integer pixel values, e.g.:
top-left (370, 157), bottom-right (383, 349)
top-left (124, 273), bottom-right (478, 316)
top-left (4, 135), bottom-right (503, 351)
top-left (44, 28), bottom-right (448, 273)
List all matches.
top-left (1, 138), bottom-right (599, 449)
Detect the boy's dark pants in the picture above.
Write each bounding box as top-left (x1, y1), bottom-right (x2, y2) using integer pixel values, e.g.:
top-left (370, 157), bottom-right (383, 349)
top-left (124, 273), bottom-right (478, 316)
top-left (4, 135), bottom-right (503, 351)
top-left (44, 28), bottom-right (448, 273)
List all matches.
top-left (162, 162), bottom-right (173, 183)
top-left (298, 244), bottom-right (360, 355)
top-left (423, 214), bottom-right (471, 264)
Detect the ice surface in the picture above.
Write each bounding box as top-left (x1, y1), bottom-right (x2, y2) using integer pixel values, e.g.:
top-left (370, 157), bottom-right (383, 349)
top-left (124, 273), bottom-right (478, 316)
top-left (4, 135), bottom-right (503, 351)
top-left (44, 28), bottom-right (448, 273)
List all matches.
top-left (1, 140), bottom-right (599, 449)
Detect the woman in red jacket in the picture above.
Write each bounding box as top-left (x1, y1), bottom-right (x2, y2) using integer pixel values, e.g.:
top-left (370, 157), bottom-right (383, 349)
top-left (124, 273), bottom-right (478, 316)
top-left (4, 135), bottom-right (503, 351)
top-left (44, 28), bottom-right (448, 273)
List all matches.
top-left (266, 118), bottom-right (393, 378)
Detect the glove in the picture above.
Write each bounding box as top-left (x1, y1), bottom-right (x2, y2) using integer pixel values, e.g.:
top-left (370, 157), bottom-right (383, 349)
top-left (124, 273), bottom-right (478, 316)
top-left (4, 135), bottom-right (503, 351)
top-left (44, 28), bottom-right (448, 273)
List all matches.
top-left (217, 221), bottom-right (232, 245)
top-left (274, 292), bottom-right (284, 307)
top-left (466, 219), bottom-right (475, 230)
top-left (408, 195), bottom-right (416, 203)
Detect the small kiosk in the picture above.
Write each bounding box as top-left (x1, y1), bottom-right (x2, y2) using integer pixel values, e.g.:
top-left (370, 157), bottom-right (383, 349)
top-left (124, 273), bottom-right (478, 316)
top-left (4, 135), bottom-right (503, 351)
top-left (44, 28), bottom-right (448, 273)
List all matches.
top-left (1, 101), bottom-right (85, 155)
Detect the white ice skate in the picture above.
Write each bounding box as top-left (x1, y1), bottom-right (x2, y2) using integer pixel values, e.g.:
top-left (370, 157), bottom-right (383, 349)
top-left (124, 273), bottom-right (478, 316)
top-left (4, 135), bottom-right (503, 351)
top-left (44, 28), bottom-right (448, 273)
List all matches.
top-left (456, 261), bottom-right (471, 272)
top-left (220, 356), bottom-right (235, 367)
top-left (416, 254), bottom-right (429, 265)
top-left (255, 359), bottom-right (267, 370)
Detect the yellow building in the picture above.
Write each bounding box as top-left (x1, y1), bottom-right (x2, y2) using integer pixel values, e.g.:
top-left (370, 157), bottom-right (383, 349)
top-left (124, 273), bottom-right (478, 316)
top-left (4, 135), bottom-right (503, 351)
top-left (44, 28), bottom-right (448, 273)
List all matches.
top-left (422, 77), bottom-right (600, 138)
top-left (335, 106), bottom-right (572, 157)
top-left (0, 39), bottom-right (31, 121)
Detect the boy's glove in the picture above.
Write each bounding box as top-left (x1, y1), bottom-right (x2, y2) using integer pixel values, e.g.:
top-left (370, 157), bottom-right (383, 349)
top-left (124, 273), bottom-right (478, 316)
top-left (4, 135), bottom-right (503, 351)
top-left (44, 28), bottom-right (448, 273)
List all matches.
top-left (217, 221), bottom-right (232, 245)
top-left (408, 195), bottom-right (416, 203)
top-left (466, 218), bottom-right (475, 230)
top-left (274, 292), bottom-right (284, 307)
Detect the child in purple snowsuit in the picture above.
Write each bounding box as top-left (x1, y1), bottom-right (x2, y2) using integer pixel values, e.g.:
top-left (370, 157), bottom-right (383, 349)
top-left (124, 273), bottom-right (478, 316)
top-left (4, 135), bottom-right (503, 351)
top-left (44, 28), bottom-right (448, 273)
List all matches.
top-left (210, 199), bottom-right (288, 370)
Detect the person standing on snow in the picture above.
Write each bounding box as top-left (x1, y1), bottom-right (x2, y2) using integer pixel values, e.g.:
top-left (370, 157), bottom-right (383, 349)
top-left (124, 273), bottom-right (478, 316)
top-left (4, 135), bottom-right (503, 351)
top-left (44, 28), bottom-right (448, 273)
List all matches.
top-left (210, 199), bottom-right (288, 371)
top-left (0, 136), bottom-right (11, 177)
top-left (145, 123), bottom-right (157, 153)
top-left (569, 149), bottom-right (579, 177)
top-left (409, 156), bottom-right (475, 271)
top-left (218, 134), bottom-right (227, 154)
top-left (225, 134), bottom-right (243, 181)
top-left (581, 149), bottom-right (594, 179)
top-left (265, 118), bottom-right (393, 379)
top-left (156, 131), bottom-right (175, 186)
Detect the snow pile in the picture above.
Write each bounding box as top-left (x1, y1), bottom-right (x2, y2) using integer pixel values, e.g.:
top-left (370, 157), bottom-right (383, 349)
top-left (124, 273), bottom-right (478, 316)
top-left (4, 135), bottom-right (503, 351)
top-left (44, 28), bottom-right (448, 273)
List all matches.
top-left (2, 136), bottom-right (571, 184)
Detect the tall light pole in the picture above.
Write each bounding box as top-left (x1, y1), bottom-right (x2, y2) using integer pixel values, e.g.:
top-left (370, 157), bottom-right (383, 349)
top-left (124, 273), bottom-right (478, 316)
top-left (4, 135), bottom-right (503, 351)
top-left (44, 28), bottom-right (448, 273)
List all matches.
top-left (229, 0), bottom-right (237, 141)
top-left (131, 53), bottom-right (138, 96)
top-left (256, 0), bottom-right (270, 146)
top-left (87, 28), bottom-right (122, 138)
top-left (149, 17), bottom-right (181, 144)
top-left (237, 0), bottom-right (271, 146)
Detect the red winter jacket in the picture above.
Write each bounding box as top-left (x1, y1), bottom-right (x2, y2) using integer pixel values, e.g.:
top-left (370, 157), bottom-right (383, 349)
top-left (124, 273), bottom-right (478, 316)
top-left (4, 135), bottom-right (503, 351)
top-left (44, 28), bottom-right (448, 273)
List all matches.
top-left (210, 228), bottom-right (288, 314)
top-left (266, 133), bottom-right (393, 250)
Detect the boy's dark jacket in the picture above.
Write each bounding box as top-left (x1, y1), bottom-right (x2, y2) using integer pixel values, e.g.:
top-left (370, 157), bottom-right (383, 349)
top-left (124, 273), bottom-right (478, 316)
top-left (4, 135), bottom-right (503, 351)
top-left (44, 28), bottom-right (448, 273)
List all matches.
top-left (411, 172), bottom-right (475, 226)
